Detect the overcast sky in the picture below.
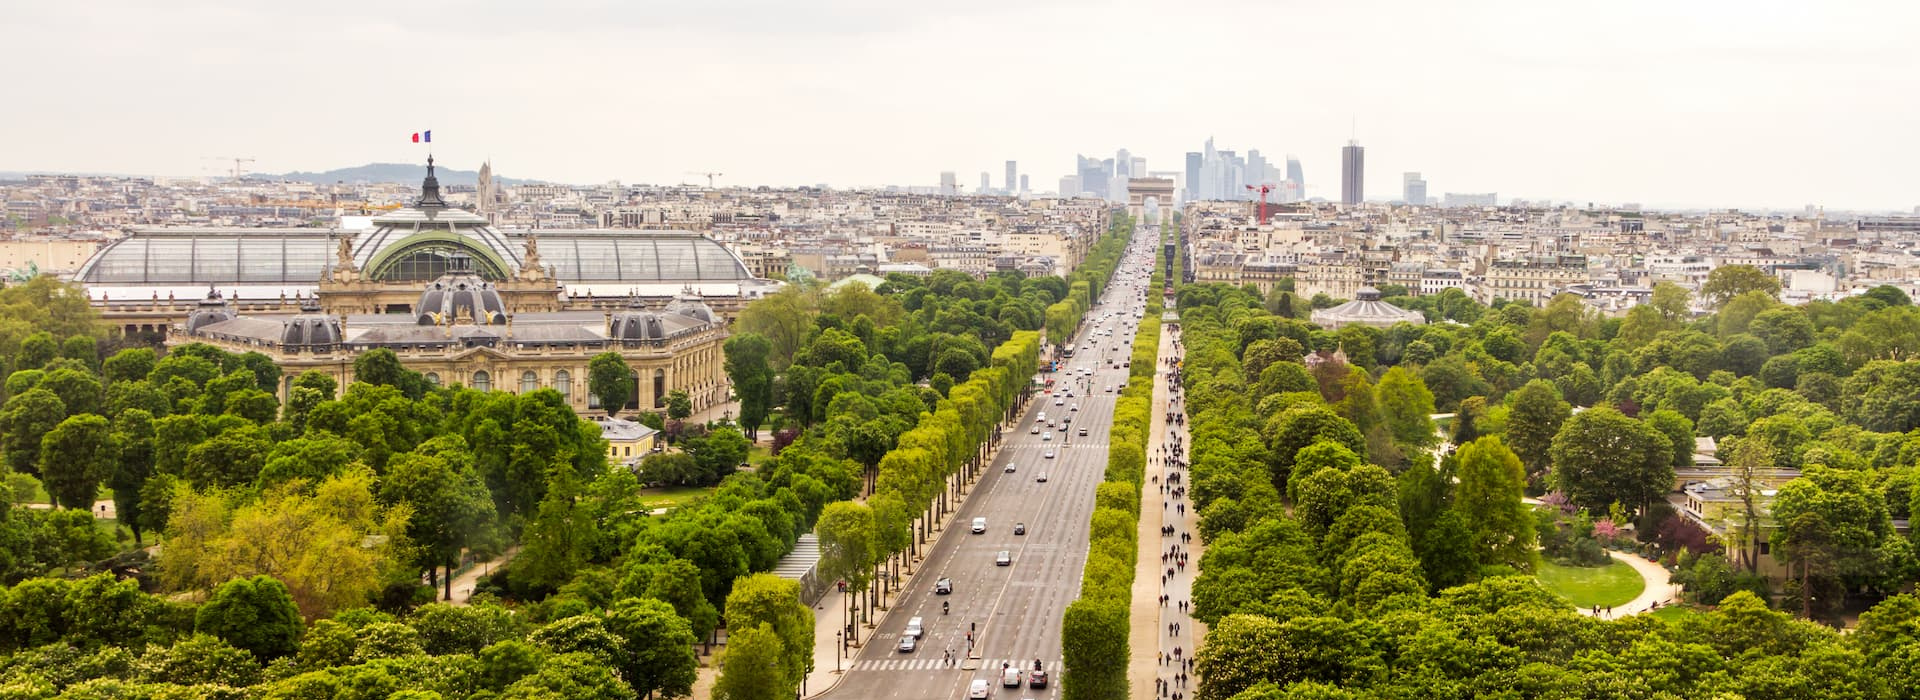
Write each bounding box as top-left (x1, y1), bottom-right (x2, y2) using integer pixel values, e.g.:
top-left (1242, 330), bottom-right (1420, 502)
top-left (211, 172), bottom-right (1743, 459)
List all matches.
top-left (3, 0), bottom-right (1915, 211)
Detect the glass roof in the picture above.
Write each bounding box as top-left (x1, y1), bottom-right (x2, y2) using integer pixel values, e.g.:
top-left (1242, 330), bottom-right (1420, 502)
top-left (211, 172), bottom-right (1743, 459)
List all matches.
top-left (77, 226), bottom-right (752, 285)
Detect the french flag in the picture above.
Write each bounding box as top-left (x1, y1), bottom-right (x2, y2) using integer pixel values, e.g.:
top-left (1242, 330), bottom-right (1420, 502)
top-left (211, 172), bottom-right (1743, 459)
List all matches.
top-left (411, 130), bottom-right (432, 143)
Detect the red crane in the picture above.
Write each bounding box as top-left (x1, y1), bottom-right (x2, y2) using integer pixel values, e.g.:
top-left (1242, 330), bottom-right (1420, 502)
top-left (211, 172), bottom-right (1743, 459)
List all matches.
top-left (1245, 183), bottom-right (1277, 224)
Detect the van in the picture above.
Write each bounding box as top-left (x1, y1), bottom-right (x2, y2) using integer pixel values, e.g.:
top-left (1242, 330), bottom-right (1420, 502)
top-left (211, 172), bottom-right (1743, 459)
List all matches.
top-left (1003, 666), bottom-right (1024, 687)
top-left (904, 617), bottom-right (923, 639)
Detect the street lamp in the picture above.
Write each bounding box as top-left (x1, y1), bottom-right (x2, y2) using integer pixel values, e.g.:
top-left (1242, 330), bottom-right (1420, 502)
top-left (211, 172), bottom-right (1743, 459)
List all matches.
top-left (835, 630), bottom-right (842, 672)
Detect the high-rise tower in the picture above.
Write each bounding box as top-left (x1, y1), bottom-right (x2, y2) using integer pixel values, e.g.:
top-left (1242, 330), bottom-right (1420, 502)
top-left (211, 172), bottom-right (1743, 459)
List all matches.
top-left (1403, 172), bottom-right (1427, 206)
top-left (1184, 152), bottom-right (1201, 202)
top-left (1341, 141), bottom-right (1365, 205)
top-left (1284, 156), bottom-right (1304, 203)
top-left (1005, 161), bottom-right (1017, 193)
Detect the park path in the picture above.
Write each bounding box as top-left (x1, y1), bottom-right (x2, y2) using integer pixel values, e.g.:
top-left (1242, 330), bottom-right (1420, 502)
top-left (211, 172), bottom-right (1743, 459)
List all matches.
top-left (438, 546), bottom-right (518, 605)
top-left (1583, 550), bottom-right (1677, 619)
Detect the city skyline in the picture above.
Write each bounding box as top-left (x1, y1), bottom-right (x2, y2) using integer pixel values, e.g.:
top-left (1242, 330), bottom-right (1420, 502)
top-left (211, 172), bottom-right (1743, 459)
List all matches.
top-left (1, 1), bottom-right (1916, 211)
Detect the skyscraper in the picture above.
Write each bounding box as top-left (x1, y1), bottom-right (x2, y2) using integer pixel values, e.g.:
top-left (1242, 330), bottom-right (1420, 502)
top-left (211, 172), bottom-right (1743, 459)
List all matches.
top-left (1076, 155), bottom-right (1111, 201)
top-left (1284, 156), bottom-right (1304, 203)
top-left (940, 171), bottom-right (957, 195)
top-left (1403, 172), bottom-right (1427, 206)
top-left (1019, 174), bottom-right (1028, 193)
top-left (1005, 161), bottom-right (1017, 193)
top-left (1341, 141), bottom-right (1365, 205)
top-left (1184, 152), bottom-right (1202, 202)
top-left (1059, 175), bottom-right (1081, 198)
top-left (979, 172), bottom-right (990, 194)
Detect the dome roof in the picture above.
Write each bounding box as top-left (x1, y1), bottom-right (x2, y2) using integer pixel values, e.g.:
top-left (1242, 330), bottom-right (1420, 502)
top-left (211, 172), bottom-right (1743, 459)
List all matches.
top-left (415, 254), bottom-right (507, 325)
top-left (609, 307), bottom-right (669, 341)
top-left (184, 289), bottom-right (235, 333)
top-left (282, 306), bottom-right (342, 348)
top-left (664, 292), bottom-right (717, 324)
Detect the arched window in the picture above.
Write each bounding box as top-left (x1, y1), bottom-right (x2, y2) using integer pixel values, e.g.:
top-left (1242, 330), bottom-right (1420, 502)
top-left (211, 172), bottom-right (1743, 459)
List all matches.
top-left (652, 369), bottom-right (666, 408)
top-left (425, 372), bottom-right (442, 387)
top-left (521, 370), bottom-right (539, 394)
top-left (554, 370), bottom-right (572, 400)
top-left (471, 370), bottom-right (491, 392)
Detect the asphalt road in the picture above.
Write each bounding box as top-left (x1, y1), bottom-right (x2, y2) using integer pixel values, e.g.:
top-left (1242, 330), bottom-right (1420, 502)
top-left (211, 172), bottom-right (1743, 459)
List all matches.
top-left (819, 235), bottom-right (1160, 700)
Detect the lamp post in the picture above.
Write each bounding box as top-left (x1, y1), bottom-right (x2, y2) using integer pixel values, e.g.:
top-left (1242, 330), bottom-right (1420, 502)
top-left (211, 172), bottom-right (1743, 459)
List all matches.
top-left (835, 630), bottom-right (842, 673)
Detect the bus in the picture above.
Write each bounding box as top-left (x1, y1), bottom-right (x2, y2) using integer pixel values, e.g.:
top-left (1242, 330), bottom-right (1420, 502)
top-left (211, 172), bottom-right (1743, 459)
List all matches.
top-left (1063, 343), bottom-right (1075, 358)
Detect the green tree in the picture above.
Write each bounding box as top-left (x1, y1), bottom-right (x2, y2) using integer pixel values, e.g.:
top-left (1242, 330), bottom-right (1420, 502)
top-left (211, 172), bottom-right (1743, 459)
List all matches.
top-left (382, 447), bottom-right (499, 599)
top-left (724, 332), bottom-right (775, 440)
top-left (196, 575), bottom-right (304, 661)
top-left (38, 413), bottom-right (113, 509)
top-left (1701, 264), bottom-right (1781, 308)
top-left (62, 572), bottom-right (155, 649)
top-left (352, 348), bottom-right (430, 398)
top-left (151, 633), bottom-right (262, 686)
top-left (1505, 380), bottom-right (1570, 488)
top-left (17, 331), bottom-right (57, 371)
top-left (517, 471), bottom-right (594, 593)
top-left (38, 367), bottom-right (102, 417)
top-left (604, 597), bottom-right (698, 699)
top-left (1061, 598), bottom-right (1128, 700)
top-left (1643, 410), bottom-right (1697, 468)
top-left (1451, 437), bottom-right (1537, 570)
top-left (723, 573), bottom-right (812, 692)
top-left (587, 352), bottom-right (633, 418)
top-left (684, 425), bottom-right (750, 485)
top-left (736, 286), bottom-right (821, 369)
top-left (666, 390), bottom-right (693, 421)
top-left (502, 651), bottom-right (637, 700)
top-left (108, 409), bottom-right (156, 542)
top-left (1376, 366), bottom-right (1437, 448)
top-left (0, 388), bottom-right (66, 475)
top-left (1264, 407), bottom-right (1366, 495)
top-left (101, 348), bottom-right (157, 385)
top-left (711, 623), bottom-right (786, 700)
top-left (1549, 406), bottom-right (1674, 516)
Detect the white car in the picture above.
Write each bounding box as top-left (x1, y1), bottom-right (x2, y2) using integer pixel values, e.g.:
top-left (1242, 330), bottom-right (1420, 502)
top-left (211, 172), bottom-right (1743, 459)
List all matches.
top-left (996, 550), bottom-right (1012, 567)
top-left (1044, 449), bottom-right (1055, 459)
top-left (1041, 432), bottom-right (1052, 441)
top-left (968, 680), bottom-right (991, 699)
top-left (1030, 425), bottom-right (1040, 434)
top-left (1005, 463), bottom-right (1016, 473)
top-left (1054, 397), bottom-right (1064, 406)
top-left (971, 517), bottom-right (987, 534)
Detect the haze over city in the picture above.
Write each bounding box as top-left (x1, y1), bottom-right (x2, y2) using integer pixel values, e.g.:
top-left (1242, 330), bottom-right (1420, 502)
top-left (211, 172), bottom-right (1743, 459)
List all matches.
top-left (2, 0), bottom-right (1915, 210)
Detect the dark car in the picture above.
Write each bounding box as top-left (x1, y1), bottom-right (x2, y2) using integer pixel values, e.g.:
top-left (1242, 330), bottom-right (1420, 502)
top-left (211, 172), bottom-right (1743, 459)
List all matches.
top-left (934, 577), bottom-right (953, 595)
top-left (1029, 670), bottom-right (1049, 688)
top-left (1013, 522), bottom-right (1026, 535)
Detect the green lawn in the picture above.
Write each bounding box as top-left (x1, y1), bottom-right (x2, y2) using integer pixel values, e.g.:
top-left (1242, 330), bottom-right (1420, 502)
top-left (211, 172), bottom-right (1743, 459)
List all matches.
top-left (1535, 560), bottom-right (1646, 609)
top-left (637, 485), bottom-right (714, 510)
top-left (1648, 604), bottom-right (1702, 624)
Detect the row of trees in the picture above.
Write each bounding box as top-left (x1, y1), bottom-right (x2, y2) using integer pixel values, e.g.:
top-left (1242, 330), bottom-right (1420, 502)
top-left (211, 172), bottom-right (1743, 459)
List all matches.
top-left (1061, 220), bottom-right (1165, 700)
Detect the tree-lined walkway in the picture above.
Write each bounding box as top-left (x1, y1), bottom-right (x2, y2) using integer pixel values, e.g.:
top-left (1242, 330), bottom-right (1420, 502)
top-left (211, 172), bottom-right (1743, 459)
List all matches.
top-left (1129, 317), bottom-right (1204, 700)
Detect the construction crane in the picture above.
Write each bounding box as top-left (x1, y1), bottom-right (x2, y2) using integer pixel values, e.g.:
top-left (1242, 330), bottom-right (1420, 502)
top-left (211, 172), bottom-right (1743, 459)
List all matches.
top-left (685, 171), bottom-right (723, 188)
top-left (1245, 183), bottom-right (1277, 225)
top-left (205, 156), bottom-right (256, 181)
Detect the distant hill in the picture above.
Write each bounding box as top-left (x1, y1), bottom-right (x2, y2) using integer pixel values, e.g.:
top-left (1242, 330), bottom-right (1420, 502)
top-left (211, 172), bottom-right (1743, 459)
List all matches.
top-left (260, 163), bottom-right (544, 187)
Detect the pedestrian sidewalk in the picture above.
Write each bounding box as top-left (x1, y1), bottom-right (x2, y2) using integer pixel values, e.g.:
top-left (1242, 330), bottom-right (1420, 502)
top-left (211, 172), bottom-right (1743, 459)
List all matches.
top-left (1127, 323), bottom-right (1179, 700)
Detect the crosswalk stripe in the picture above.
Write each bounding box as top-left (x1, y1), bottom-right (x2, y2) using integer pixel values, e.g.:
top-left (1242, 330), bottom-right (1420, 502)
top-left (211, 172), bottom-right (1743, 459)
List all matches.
top-left (851, 657), bottom-right (1064, 672)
